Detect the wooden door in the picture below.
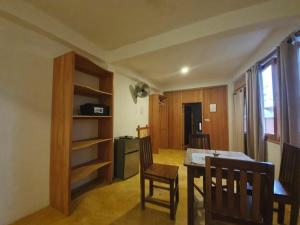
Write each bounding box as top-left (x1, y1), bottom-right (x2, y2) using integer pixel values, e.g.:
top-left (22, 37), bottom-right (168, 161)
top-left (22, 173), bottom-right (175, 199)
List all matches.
top-left (202, 86), bottom-right (229, 150)
top-left (149, 94), bottom-right (160, 153)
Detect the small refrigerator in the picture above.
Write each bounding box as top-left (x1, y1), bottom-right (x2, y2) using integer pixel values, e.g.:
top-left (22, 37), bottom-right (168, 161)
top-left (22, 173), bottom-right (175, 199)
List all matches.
top-left (114, 137), bottom-right (140, 179)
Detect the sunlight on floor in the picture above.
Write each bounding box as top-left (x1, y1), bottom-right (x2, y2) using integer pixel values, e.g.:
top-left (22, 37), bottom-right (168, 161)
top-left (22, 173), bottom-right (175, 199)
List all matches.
top-left (11, 149), bottom-right (297, 225)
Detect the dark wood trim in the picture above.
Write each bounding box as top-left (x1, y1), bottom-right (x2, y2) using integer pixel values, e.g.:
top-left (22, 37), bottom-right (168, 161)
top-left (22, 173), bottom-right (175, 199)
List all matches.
top-left (273, 59), bottom-right (281, 141)
top-left (266, 137), bottom-right (280, 145)
top-left (164, 84), bottom-right (227, 94)
top-left (260, 50), bottom-right (281, 141)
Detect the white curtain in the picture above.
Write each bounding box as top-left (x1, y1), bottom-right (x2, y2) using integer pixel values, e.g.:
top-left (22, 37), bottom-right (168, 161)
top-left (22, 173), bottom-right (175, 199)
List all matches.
top-left (246, 65), bottom-right (266, 161)
top-left (233, 88), bottom-right (245, 152)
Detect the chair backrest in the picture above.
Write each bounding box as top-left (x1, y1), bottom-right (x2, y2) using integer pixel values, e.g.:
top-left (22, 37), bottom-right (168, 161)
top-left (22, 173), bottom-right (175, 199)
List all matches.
top-left (205, 157), bottom-right (274, 225)
top-left (190, 133), bottom-right (211, 149)
top-left (137, 125), bottom-right (150, 138)
top-left (139, 136), bottom-right (153, 172)
top-left (279, 143), bottom-right (300, 201)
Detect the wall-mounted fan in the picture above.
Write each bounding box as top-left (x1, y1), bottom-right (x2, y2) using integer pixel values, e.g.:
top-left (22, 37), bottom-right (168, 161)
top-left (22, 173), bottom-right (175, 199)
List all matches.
top-left (130, 82), bottom-right (150, 104)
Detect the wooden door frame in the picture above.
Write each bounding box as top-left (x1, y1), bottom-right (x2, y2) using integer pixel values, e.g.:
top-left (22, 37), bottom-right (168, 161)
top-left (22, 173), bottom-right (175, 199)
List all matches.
top-left (182, 102), bottom-right (202, 150)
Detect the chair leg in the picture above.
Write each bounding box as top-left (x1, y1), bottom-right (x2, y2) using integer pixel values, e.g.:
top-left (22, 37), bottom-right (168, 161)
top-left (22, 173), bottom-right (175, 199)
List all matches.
top-left (149, 180), bottom-right (154, 196)
top-left (140, 176), bottom-right (145, 209)
top-left (170, 180), bottom-right (175, 220)
top-left (290, 203), bottom-right (299, 225)
top-left (205, 210), bottom-right (211, 225)
top-left (278, 203), bottom-right (285, 224)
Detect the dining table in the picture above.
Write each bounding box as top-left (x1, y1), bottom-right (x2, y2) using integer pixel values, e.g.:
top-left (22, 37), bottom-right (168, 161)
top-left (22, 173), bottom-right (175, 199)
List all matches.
top-left (184, 148), bottom-right (253, 225)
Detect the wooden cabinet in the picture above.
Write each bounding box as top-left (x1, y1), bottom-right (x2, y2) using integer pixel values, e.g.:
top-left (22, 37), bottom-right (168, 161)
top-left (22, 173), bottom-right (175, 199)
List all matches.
top-left (159, 96), bottom-right (168, 148)
top-left (165, 91), bottom-right (183, 149)
top-left (50, 52), bottom-right (113, 215)
top-left (149, 94), bottom-right (169, 153)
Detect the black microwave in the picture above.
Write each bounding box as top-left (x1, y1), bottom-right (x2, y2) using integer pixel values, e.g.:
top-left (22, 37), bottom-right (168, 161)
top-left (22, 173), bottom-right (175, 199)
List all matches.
top-left (80, 103), bottom-right (109, 116)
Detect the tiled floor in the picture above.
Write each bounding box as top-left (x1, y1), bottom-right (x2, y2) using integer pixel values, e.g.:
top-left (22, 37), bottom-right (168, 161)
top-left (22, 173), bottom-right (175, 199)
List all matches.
top-left (12, 149), bottom-right (298, 225)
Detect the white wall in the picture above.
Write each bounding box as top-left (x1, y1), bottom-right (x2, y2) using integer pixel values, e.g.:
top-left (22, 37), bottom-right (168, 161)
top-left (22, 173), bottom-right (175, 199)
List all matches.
top-left (0, 17), bottom-right (149, 225)
top-left (0, 17), bottom-right (68, 225)
top-left (232, 25), bottom-right (299, 81)
top-left (266, 142), bottom-right (281, 178)
top-left (113, 73), bottom-right (149, 137)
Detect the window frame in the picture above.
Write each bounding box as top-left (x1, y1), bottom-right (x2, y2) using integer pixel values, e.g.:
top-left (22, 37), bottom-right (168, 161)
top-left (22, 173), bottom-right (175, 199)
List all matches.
top-left (259, 55), bottom-right (280, 143)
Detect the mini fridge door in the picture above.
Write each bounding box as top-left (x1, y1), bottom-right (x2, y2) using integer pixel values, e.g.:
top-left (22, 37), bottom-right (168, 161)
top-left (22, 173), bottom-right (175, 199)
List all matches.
top-left (123, 150), bottom-right (139, 179)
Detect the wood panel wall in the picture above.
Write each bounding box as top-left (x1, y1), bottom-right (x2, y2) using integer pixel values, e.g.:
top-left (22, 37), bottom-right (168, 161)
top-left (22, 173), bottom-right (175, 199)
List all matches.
top-left (165, 91), bottom-right (183, 149)
top-left (162, 85), bottom-right (228, 150)
top-left (149, 95), bottom-right (160, 154)
top-left (159, 98), bottom-right (168, 148)
top-left (202, 86), bottom-right (229, 150)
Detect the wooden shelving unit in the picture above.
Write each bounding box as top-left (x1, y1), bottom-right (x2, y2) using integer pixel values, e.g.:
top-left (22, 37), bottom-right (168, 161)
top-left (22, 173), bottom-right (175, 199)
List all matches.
top-left (71, 160), bottom-right (111, 183)
top-left (72, 138), bottom-right (112, 151)
top-left (50, 52), bottom-right (113, 215)
top-left (72, 115), bottom-right (112, 119)
top-left (74, 84), bottom-right (112, 97)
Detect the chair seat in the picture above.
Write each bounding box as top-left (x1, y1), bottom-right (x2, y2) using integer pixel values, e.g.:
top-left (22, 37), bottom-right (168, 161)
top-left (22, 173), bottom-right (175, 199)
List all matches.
top-left (273, 179), bottom-right (292, 203)
top-left (144, 163), bottom-right (179, 181)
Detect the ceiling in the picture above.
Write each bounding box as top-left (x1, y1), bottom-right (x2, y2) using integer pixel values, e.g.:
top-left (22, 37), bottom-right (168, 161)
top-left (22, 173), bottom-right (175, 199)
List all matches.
top-left (115, 27), bottom-right (272, 89)
top-left (19, 0), bottom-right (299, 90)
top-left (27, 0), bottom-right (267, 50)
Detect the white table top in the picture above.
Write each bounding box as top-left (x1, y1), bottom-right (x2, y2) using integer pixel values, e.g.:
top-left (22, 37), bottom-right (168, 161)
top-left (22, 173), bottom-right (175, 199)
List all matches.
top-left (184, 148), bottom-right (252, 167)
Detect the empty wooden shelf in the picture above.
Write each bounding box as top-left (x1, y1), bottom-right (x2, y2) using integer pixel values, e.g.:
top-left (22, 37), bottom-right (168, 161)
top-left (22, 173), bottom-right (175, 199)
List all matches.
top-left (74, 84), bottom-right (112, 97)
top-left (72, 138), bottom-right (112, 151)
top-left (50, 52), bottom-right (113, 216)
top-left (71, 160), bottom-right (111, 183)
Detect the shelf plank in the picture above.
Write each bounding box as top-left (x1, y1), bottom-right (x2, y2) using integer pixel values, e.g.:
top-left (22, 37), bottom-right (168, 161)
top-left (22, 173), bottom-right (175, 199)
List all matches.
top-left (73, 115), bottom-right (112, 119)
top-left (72, 138), bottom-right (112, 151)
top-left (74, 84), bottom-right (112, 97)
top-left (71, 160), bottom-right (111, 183)
top-left (74, 53), bottom-right (113, 78)
top-left (71, 178), bottom-right (104, 200)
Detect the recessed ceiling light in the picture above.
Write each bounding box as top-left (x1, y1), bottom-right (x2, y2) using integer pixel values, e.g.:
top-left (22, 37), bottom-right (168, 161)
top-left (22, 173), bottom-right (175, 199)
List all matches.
top-left (180, 66), bottom-right (189, 75)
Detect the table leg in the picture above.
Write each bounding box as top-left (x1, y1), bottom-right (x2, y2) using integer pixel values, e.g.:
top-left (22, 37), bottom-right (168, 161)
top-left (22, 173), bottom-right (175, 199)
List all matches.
top-left (187, 167), bottom-right (194, 225)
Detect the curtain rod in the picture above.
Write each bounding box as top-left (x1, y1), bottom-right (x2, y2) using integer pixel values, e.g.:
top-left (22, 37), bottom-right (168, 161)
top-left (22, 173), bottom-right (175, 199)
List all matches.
top-left (238, 29), bottom-right (298, 83)
top-left (287, 29), bottom-right (300, 43)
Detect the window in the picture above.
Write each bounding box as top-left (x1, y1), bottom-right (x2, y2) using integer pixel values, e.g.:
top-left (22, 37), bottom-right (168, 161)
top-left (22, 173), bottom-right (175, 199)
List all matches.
top-left (260, 54), bottom-right (280, 142)
top-left (298, 43), bottom-right (300, 78)
top-left (262, 65), bottom-right (275, 134)
top-left (297, 43), bottom-right (300, 132)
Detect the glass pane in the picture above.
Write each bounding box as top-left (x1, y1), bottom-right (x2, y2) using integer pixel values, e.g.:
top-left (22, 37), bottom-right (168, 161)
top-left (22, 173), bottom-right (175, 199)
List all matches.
top-left (262, 65), bottom-right (275, 134)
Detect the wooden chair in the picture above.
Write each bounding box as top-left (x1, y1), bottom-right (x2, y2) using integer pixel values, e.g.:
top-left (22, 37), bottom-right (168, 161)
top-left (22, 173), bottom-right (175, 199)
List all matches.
top-left (189, 133), bottom-right (211, 149)
top-left (205, 157), bottom-right (274, 225)
top-left (274, 143), bottom-right (300, 225)
top-left (190, 133), bottom-right (211, 197)
top-left (139, 136), bottom-right (179, 220)
top-left (137, 125), bottom-right (150, 138)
